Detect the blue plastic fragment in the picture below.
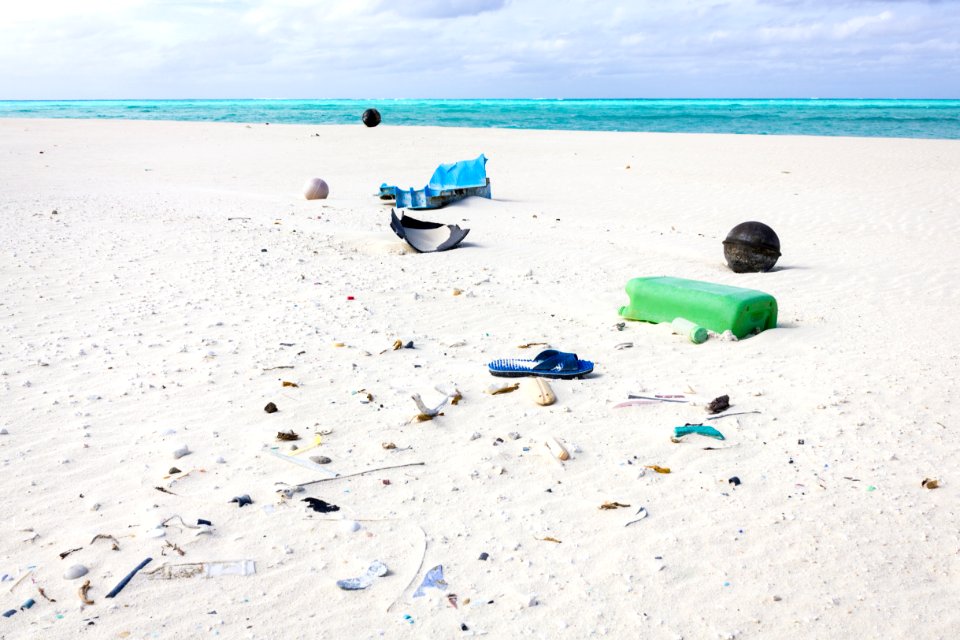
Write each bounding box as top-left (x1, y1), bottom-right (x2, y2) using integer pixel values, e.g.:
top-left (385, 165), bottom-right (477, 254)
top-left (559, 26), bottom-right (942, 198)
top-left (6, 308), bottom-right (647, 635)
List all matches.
top-left (380, 155), bottom-right (491, 210)
top-left (2, 609), bottom-right (15, 618)
top-left (105, 557), bottom-right (153, 599)
top-left (413, 565), bottom-right (447, 597)
top-left (20, 599), bottom-right (35, 610)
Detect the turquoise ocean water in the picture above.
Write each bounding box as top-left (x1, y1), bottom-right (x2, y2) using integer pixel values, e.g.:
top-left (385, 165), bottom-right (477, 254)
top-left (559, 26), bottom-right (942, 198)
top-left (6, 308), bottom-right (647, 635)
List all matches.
top-left (1, 99), bottom-right (958, 139)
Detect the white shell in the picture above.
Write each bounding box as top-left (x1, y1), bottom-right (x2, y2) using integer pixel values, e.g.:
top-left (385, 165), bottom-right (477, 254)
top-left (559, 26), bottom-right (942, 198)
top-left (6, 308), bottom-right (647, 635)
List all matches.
top-left (172, 445), bottom-right (191, 459)
top-left (64, 565), bottom-right (89, 580)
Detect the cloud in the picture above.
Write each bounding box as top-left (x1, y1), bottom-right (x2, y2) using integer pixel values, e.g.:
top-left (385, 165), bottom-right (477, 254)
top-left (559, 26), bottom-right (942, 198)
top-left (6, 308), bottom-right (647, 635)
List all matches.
top-left (0, 0), bottom-right (957, 99)
top-left (382, 0), bottom-right (508, 18)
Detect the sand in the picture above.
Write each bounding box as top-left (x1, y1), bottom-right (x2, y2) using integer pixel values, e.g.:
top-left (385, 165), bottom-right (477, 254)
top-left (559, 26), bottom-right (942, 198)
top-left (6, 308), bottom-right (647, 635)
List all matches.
top-left (1, 118), bottom-right (958, 639)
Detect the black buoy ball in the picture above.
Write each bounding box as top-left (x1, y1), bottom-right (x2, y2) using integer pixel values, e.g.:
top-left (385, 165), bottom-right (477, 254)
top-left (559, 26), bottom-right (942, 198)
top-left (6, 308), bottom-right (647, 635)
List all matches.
top-left (362, 108), bottom-right (381, 127)
top-left (723, 221), bottom-right (781, 273)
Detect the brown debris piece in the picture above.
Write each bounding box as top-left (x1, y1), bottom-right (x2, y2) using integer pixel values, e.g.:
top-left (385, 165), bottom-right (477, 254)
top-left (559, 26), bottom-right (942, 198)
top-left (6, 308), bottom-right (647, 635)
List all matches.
top-left (489, 383), bottom-right (520, 396)
top-left (452, 288), bottom-right (463, 296)
top-left (381, 442), bottom-right (397, 450)
top-left (282, 381), bottom-right (299, 388)
top-left (599, 501), bottom-right (631, 510)
top-left (645, 465), bottom-right (671, 474)
top-left (392, 339), bottom-right (403, 350)
top-left (540, 536), bottom-right (562, 544)
top-left (38, 587), bottom-right (56, 602)
top-left (163, 541), bottom-right (186, 556)
top-left (155, 486), bottom-right (178, 495)
top-left (264, 402), bottom-right (279, 413)
top-left (707, 395), bottom-right (730, 414)
top-left (59, 547), bottom-right (83, 560)
top-left (517, 342), bottom-right (548, 349)
top-left (276, 430), bottom-right (300, 441)
top-left (922, 478), bottom-right (940, 489)
top-left (79, 580), bottom-right (94, 605)
top-left (90, 534), bottom-right (120, 550)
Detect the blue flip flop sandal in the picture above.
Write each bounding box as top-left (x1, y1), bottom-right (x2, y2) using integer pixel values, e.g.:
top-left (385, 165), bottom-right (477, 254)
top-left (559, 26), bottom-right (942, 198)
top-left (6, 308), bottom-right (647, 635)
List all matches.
top-left (487, 349), bottom-right (594, 379)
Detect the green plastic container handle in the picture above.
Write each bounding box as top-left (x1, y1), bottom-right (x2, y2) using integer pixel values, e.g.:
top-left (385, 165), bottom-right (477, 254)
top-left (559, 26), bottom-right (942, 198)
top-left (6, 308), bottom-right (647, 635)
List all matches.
top-left (671, 317), bottom-right (708, 344)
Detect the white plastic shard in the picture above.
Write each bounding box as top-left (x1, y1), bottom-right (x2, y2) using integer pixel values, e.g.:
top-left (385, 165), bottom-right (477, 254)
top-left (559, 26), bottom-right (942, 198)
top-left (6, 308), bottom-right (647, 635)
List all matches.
top-left (390, 210), bottom-right (469, 253)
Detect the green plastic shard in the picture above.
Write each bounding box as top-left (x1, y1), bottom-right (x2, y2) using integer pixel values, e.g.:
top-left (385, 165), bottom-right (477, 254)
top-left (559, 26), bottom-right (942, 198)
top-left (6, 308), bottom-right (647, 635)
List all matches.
top-left (673, 424), bottom-right (725, 440)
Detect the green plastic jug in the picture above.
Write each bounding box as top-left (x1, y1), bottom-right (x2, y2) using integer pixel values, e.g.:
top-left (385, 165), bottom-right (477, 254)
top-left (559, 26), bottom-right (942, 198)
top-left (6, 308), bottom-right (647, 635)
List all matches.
top-left (619, 276), bottom-right (777, 339)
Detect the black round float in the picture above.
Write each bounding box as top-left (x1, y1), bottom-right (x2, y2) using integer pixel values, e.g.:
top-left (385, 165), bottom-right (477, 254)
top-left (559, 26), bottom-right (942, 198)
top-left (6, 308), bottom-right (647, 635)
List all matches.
top-left (362, 108), bottom-right (381, 127)
top-left (723, 221), bottom-right (781, 273)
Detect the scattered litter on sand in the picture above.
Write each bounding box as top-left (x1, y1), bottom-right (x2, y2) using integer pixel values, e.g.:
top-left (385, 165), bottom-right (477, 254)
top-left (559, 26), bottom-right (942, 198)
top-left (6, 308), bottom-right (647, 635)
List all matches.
top-left (707, 395), bottom-right (731, 414)
top-left (544, 438), bottom-right (570, 461)
top-left (337, 560), bottom-right (388, 591)
top-left (105, 558), bottom-right (152, 599)
top-left (625, 507), bottom-right (649, 527)
top-left (599, 501), bottom-right (630, 510)
top-left (302, 498), bottom-right (340, 513)
top-left (412, 565), bottom-right (448, 598)
top-left (672, 424), bottom-right (725, 441)
top-left (486, 382), bottom-right (520, 395)
top-left (646, 465), bottom-right (671, 474)
top-left (78, 580), bottom-right (94, 604)
top-left (145, 561), bottom-right (256, 580)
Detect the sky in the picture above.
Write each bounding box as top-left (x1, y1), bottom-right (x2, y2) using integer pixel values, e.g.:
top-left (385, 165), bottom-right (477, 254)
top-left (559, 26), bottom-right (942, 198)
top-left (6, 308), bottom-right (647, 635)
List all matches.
top-left (0, 0), bottom-right (958, 99)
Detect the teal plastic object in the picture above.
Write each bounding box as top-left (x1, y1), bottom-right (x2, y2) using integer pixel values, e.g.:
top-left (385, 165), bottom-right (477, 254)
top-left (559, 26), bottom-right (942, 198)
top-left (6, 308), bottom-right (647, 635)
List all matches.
top-left (673, 425), bottom-right (725, 440)
top-left (619, 276), bottom-right (777, 339)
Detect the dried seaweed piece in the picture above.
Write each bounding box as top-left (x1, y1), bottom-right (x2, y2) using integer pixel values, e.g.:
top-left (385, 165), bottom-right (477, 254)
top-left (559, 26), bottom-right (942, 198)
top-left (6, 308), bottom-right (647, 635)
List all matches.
top-left (645, 465), bottom-right (671, 474)
top-left (282, 381), bottom-right (299, 388)
top-left (155, 486), bottom-right (177, 495)
top-left (79, 580), bottom-right (94, 605)
top-left (539, 536), bottom-right (562, 543)
top-left (37, 587), bottom-right (55, 602)
top-left (706, 395), bottom-right (730, 414)
top-left (276, 430), bottom-right (300, 441)
top-left (59, 547), bottom-right (83, 560)
top-left (162, 541), bottom-right (185, 556)
top-left (599, 501), bottom-right (631, 510)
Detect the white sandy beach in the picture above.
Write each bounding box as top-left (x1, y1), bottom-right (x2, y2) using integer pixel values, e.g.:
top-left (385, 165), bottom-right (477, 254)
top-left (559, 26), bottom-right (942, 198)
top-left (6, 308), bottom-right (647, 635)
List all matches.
top-left (1, 118), bottom-right (959, 639)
